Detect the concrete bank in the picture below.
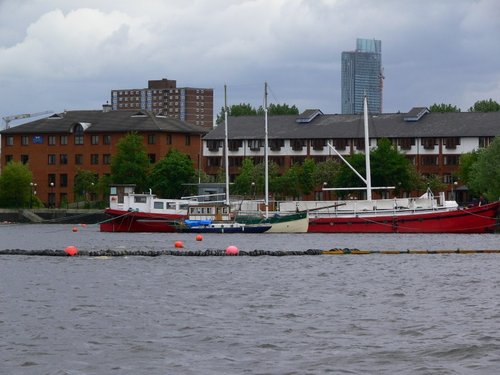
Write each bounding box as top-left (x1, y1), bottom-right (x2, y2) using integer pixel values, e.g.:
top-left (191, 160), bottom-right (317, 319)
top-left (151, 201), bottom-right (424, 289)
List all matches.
top-left (0, 208), bottom-right (107, 224)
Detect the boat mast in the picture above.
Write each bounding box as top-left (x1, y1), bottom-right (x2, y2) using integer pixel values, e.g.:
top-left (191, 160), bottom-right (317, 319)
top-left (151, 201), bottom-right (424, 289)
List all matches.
top-left (224, 85), bottom-right (230, 206)
top-left (264, 82), bottom-right (269, 218)
top-left (363, 95), bottom-right (372, 201)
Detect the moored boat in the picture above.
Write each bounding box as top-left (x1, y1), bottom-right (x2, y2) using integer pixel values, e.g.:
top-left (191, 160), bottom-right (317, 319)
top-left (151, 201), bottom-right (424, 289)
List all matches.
top-left (100, 185), bottom-right (195, 232)
top-left (175, 202), bottom-right (271, 233)
top-left (278, 95), bottom-right (500, 234)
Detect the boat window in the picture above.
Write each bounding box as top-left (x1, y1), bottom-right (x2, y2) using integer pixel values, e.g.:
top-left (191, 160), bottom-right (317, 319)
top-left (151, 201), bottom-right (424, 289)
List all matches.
top-left (154, 202), bottom-right (164, 209)
top-left (134, 196), bottom-right (147, 203)
top-left (166, 202), bottom-right (177, 209)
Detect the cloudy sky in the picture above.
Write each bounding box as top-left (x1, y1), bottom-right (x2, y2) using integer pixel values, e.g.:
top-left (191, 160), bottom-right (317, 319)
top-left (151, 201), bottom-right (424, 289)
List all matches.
top-left (1, 0), bottom-right (499, 126)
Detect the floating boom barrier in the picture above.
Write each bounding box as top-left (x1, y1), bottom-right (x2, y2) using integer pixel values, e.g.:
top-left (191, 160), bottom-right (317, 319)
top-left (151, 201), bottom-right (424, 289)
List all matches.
top-left (1, 248), bottom-right (500, 257)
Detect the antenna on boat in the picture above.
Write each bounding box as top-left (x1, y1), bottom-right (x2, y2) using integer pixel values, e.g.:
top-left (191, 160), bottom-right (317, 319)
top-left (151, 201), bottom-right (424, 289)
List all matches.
top-left (224, 84), bottom-right (230, 206)
top-left (264, 82), bottom-right (269, 218)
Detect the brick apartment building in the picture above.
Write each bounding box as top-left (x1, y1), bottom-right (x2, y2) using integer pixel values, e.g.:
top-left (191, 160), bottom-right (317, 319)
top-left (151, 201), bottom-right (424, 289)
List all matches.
top-left (111, 78), bottom-right (214, 129)
top-left (1, 106), bottom-right (208, 207)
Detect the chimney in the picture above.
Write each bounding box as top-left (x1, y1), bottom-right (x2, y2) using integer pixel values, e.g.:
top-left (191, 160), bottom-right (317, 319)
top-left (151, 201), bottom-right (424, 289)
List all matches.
top-left (102, 101), bottom-right (112, 113)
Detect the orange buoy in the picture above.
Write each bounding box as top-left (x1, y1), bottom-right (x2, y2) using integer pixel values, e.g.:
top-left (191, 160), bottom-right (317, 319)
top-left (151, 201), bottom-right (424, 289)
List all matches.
top-left (72, 226), bottom-right (78, 232)
top-left (174, 240), bottom-right (184, 248)
top-left (226, 245), bottom-right (239, 255)
top-left (64, 246), bottom-right (78, 256)
top-left (196, 234), bottom-right (203, 241)
top-left (80, 223), bottom-right (87, 228)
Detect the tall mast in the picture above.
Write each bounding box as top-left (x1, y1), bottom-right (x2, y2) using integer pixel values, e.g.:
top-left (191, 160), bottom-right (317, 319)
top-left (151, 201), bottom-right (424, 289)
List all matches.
top-left (264, 82), bottom-right (269, 218)
top-left (224, 85), bottom-right (230, 205)
top-left (363, 95), bottom-right (372, 200)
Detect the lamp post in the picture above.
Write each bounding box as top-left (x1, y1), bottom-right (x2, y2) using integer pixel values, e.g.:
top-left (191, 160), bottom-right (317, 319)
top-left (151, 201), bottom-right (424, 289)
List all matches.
top-left (251, 181), bottom-right (256, 200)
top-left (452, 180), bottom-right (458, 201)
top-left (30, 182), bottom-right (37, 208)
top-left (50, 182), bottom-right (54, 208)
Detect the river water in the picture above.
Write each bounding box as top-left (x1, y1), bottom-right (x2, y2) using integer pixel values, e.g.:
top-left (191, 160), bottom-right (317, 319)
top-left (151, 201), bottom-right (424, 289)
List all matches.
top-left (1, 224), bottom-right (500, 374)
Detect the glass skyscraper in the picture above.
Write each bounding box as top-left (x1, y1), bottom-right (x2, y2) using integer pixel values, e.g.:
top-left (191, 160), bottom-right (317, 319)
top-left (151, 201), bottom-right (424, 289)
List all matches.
top-left (341, 38), bottom-right (383, 114)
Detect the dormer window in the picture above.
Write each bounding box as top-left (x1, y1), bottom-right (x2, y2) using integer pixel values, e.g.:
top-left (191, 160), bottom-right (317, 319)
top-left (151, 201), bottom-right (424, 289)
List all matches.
top-left (74, 124), bottom-right (84, 145)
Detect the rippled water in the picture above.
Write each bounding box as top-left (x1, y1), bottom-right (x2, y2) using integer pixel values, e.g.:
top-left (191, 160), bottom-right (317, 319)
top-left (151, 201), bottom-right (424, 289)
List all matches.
top-left (1, 224), bottom-right (500, 374)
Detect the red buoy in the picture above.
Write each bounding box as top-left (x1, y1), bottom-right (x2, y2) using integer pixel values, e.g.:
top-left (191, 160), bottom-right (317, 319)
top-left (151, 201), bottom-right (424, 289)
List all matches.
top-left (226, 245), bottom-right (239, 255)
top-left (72, 226), bottom-right (78, 232)
top-left (174, 241), bottom-right (184, 248)
top-left (196, 234), bottom-right (203, 241)
top-left (65, 246), bottom-right (78, 256)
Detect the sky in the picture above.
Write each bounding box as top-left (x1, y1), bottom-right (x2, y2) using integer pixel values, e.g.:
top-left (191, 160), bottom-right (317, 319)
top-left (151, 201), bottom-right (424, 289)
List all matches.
top-left (1, 0), bottom-right (499, 127)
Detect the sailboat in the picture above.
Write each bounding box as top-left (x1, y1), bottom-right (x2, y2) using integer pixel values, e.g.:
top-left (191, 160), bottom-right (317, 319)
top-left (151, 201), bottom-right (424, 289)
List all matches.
top-left (277, 95), bottom-right (500, 233)
top-left (235, 82), bottom-right (309, 233)
top-left (176, 85), bottom-right (274, 234)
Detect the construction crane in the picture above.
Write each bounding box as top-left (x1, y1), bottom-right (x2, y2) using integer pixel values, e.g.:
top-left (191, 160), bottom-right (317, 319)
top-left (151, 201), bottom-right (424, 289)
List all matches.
top-left (2, 110), bottom-right (54, 129)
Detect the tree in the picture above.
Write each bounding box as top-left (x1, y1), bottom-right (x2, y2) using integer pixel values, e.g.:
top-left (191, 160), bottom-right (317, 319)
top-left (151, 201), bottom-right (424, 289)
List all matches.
top-left (232, 158), bottom-right (256, 195)
top-left (313, 159), bottom-right (341, 188)
top-left (333, 153), bottom-right (366, 197)
top-left (215, 103), bottom-right (257, 124)
top-left (429, 103), bottom-right (461, 112)
top-left (147, 149), bottom-right (196, 198)
top-left (257, 103), bottom-right (300, 116)
top-left (457, 150), bottom-right (480, 194)
top-left (110, 132), bottom-right (150, 192)
top-left (74, 170), bottom-right (98, 203)
top-left (0, 161), bottom-right (33, 208)
top-left (216, 102), bottom-right (300, 124)
top-left (468, 136), bottom-right (500, 202)
top-left (275, 164), bottom-right (301, 199)
top-left (370, 138), bottom-right (419, 194)
top-left (468, 99), bottom-right (500, 112)
top-left (298, 158), bottom-right (316, 195)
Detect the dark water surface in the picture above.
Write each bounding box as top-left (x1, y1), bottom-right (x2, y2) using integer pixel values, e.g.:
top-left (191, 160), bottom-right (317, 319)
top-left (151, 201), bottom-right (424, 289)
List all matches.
top-left (1, 224), bottom-right (500, 374)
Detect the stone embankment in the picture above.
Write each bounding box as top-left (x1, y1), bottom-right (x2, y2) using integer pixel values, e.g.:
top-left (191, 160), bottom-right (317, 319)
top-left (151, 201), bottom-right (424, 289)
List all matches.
top-left (0, 208), bottom-right (107, 224)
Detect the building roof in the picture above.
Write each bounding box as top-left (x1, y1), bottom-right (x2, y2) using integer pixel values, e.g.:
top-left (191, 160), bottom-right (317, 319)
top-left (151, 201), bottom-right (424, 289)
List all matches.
top-left (204, 111), bottom-right (500, 140)
top-left (1, 110), bottom-right (209, 135)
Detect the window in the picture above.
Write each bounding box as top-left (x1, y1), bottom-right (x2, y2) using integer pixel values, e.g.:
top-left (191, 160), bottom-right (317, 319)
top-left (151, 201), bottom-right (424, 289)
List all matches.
top-left (103, 135), bottom-right (111, 145)
top-left (312, 139), bottom-right (326, 151)
top-left (91, 135), bottom-right (99, 145)
top-left (207, 140), bottom-right (221, 151)
top-left (207, 157), bottom-right (221, 167)
top-left (249, 139), bottom-right (263, 151)
top-left (148, 153), bottom-right (156, 163)
top-left (5, 155), bottom-right (13, 163)
top-left (444, 137), bottom-right (460, 149)
top-left (479, 137), bottom-right (494, 148)
top-left (421, 138), bottom-right (437, 150)
top-left (148, 134), bottom-right (156, 144)
top-left (75, 154), bottom-right (83, 165)
top-left (269, 139), bottom-right (284, 151)
top-left (90, 154), bottom-right (99, 165)
top-left (48, 154), bottom-right (56, 165)
top-left (185, 135), bottom-right (191, 146)
top-left (332, 139), bottom-right (347, 150)
top-left (103, 154), bottom-right (111, 165)
top-left (398, 138), bottom-right (415, 150)
top-left (421, 155), bottom-right (438, 166)
top-left (442, 173), bottom-right (453, 183)
top-left (48, 136), bottom-right (56, 145)
top-left (74, 124), bottom-right (84, 145)
top-left (166, 134), bottom-right (172, 145)
top-left (60, 135), bottom-right (68, 145)
top-left (290, 139), bottom-right (305, 151)
top-left (21, 155), bottom-right (29, 164)
top-left (6, 136), bottom-right (14, 146)
top-left (228, 140), bottom-right (242, 151)
top-left (354, 138), bottom-right (365, 150)
top-left (60, 154), bottom-right (68, 165)
top-left (228, 157), bottom-right (243, 167)
top-left (443, 155), bottom-right (459, 166)
top-left (21, 136), bottom-right (29, 146)
top-left (60, 174), bottom-right (68, 187)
